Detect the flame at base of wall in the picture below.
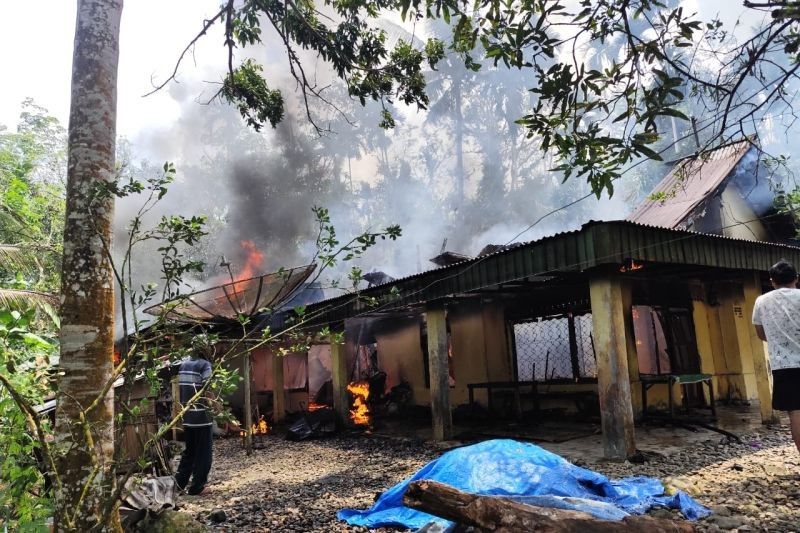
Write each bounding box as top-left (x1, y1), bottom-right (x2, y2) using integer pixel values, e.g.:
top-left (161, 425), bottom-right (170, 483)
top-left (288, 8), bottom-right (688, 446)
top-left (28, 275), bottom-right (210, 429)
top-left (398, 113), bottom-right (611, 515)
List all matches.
top-left (346, 381), bottom-right (370, 425)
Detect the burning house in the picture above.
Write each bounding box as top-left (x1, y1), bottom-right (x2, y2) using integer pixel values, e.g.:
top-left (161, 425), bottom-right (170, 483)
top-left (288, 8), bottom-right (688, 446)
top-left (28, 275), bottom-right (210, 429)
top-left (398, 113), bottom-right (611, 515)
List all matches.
top-left (284, 140), bottom-right (800, 460)
top-left (300, 220), bottom-right (799, 459)
top-left (141, 139), bottom-right (800, 461)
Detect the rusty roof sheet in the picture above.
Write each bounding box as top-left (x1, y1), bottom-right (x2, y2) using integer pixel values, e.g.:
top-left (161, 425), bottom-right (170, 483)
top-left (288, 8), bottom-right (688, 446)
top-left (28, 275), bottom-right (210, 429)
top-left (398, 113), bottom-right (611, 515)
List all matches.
top-left (144, 264), bottom-right (316, 324)
top-left (627, 140), bottom-right (753, 228)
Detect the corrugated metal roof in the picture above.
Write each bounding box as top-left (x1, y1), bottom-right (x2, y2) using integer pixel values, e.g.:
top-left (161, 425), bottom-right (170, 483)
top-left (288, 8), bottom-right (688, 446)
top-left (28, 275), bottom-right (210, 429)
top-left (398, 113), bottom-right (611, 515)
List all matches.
top-left (627, 140), bottom-right (753, 228)
top-left (303, 219), bottom-right (800, 327)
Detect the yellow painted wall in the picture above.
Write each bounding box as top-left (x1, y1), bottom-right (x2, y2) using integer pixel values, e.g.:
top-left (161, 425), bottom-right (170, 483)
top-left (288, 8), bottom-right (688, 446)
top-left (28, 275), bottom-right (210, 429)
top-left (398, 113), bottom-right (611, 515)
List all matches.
top-left (374, 321), bottom-right (429, 405)
top-left (723, 283), bottom-right (759, 400)
top-left (482, 303), bottom-right (513, 382)
top-left (372, 302), bottom-right (513, 408)
top-left (449, 304), bottom-right (489, 406)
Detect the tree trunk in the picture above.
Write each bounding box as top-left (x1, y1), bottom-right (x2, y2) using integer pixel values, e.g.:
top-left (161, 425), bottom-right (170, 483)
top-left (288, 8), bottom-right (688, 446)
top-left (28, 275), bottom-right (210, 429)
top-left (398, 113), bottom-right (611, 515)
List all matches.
top-left (56, 0), bottom-right (123, 530)
top-left (403, 481), bottom-right (694, 533)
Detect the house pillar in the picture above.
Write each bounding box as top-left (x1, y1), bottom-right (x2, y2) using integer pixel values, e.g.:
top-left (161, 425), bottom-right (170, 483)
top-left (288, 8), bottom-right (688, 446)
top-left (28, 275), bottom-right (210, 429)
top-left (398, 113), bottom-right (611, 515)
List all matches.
top-left (589, 275), bottom-right (636, 460)
top-left (426, 306), bottom-right (453, 441)
top-left (742, 273), bottom-right (779, 424)
top-left (716, 284), bottom-right (750, 400)
top-left (330, 335), bottom-right (349, 424)
top-left (272, 352), bottom-right (285, 424)
top-left (691, 286), bottom-right (718, 405)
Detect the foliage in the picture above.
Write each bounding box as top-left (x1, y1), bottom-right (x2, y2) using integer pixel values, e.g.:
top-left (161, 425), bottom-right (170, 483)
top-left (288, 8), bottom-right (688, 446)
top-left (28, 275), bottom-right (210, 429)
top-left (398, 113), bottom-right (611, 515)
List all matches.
top-left (0, 157), bottom-right (404, 529)
top-left (0, 308), bottom-right (55, 530)
top-left (161, 1), bottom-right (800, 199)
top-left (153, 0), bottom-right (445, 133)
top-left (0, 102), bottom-right (64, 529)
top-left (0, 100), bottom-right (65, 293)
top-left (433, 0), bottom-right (800, 196)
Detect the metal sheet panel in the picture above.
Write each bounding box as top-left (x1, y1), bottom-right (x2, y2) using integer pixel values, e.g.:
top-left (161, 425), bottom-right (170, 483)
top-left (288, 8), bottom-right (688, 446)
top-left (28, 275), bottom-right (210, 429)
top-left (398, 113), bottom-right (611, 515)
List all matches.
top-left (303, 220), bottom-right (800, 327)
top-left (628, 141), bottom-right (752, 229)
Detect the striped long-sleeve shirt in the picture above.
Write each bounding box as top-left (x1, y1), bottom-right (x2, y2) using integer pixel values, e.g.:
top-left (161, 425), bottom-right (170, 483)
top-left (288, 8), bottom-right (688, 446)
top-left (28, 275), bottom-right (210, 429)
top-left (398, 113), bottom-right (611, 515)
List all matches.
top-left (178, 357), bottom-right (213, 427)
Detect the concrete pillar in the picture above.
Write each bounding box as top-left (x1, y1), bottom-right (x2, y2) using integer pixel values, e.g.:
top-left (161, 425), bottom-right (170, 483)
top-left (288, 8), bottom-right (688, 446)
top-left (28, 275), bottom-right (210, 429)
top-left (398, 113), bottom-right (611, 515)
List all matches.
top-left (272, 353), bottom-right (285, 424)
top-left (426, 306), bottom-right (453, 441)
top-left (330, 337), bottom-right (349, 424)
top-left (716, 284), bottom-right (750, 400)
top-left (692, 293), bottom-right (718, 405)
top-left (589, 275), bottom-right (636, 460)
top-left (742, 273), bottom-right (779, 424)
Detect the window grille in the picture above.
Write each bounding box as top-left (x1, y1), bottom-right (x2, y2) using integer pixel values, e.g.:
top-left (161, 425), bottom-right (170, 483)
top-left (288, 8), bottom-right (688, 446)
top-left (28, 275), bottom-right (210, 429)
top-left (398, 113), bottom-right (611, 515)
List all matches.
top-left (512, 313), bottom-right (597, 382)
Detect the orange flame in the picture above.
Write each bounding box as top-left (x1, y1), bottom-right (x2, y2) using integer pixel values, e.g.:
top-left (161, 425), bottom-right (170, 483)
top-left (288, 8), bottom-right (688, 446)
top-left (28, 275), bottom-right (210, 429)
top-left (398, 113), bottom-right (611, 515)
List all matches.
top-left (308, 401), bottom-right (328, 411)
top-left (236, 240), bottom-right (265, 282)
top-left (346, 381), bottom-right (370, 425)
top-left (619, 260), bottom-right (644, 273)
top-left (239, 415), bottom-right (269, 437)
top-left (253, 415), bottom-right (269, 435)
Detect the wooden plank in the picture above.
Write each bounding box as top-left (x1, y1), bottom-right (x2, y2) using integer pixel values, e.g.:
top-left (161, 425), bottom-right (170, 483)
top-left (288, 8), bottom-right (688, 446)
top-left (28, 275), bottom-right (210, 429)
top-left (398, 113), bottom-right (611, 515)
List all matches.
top-left (272, 351), bottom-right (285, 424)
top-left (589, 275), bottom-right (636, 459)
top-left (426, 306), bottom-right (453, 440)
top-left (330, 339), bottom-right (349, 425)
top-left (742, 272), bottom-right (780, 424)
top-left (403, 480), bottom-right (695, 533)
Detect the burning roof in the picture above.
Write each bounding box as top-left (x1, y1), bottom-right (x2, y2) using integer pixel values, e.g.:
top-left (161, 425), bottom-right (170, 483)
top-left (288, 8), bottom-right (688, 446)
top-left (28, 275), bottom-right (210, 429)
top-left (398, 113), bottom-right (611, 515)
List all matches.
top-left (144, 264), bottom-right (316, 324)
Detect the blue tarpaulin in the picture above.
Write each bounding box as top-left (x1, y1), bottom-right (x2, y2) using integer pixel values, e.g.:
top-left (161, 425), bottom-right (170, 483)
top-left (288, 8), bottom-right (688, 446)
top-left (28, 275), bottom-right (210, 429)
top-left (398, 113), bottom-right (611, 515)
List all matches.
top-left (338, 439), bottom-right (710, 530)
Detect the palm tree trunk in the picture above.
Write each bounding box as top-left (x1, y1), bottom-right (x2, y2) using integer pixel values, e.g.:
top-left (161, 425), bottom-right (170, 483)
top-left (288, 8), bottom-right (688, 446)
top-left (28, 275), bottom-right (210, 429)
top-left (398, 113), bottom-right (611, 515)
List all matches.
top-left (56, 0), bottom-right (123, 530)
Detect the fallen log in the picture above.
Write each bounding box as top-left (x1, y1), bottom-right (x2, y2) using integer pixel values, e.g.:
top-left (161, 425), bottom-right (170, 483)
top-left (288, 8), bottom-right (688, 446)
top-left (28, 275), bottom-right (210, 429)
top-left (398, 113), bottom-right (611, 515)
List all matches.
top-left (403, 480), bottom-right (694, 532)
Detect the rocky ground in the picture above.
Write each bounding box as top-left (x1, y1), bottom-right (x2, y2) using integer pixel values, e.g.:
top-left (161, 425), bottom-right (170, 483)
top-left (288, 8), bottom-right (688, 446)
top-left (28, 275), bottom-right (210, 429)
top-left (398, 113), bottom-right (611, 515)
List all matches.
top-left (178, 425), bottom-right (800, 532)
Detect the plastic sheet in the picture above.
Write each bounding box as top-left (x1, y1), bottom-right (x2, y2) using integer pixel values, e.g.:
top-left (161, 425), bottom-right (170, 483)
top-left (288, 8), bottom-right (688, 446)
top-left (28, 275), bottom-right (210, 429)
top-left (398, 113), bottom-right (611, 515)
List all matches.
top-left (338, 439), bottom-right (710, 530)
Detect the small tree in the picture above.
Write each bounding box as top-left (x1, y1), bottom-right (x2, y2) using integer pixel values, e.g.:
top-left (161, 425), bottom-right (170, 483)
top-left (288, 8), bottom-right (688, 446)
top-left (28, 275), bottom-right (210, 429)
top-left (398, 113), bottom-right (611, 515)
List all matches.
top-left (0, 158), bottom-right (401, 529)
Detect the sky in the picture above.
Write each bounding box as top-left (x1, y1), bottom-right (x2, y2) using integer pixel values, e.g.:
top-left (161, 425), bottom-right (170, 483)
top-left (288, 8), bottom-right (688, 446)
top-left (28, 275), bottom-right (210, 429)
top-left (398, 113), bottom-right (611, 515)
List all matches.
top-left (0, 0), bottom-right (743, 140)
top-left (0, 0), bottom-right (226, 138)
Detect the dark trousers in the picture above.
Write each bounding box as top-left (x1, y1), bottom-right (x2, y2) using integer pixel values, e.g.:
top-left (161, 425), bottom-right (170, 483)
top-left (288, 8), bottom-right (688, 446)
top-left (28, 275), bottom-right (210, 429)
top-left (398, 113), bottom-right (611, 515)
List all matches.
top-left (175, 425), bottom-right (213, 491)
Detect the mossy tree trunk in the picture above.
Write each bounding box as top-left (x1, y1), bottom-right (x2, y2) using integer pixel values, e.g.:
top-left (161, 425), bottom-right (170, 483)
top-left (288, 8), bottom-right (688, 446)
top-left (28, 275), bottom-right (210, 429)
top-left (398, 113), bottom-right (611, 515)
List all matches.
top-left (56, 0), bottom-right (123, 530)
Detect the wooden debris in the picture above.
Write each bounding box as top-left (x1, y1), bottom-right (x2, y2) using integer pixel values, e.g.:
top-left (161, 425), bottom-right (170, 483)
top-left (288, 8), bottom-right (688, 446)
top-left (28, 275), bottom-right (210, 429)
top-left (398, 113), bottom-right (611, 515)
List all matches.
top-left (403, 480), bottom-right (694, 532)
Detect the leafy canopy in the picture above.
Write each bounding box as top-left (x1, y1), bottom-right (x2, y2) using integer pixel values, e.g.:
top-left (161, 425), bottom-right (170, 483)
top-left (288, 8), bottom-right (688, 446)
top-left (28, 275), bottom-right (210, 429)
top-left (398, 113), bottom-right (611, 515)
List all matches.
top-left (167, 1), bottom-right (800, 198)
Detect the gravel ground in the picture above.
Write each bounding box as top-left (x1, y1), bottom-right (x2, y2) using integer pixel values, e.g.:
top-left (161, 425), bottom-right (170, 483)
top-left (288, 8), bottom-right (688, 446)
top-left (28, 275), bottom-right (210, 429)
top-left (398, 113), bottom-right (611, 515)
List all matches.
top-left (178, 425), bottom-right (800, 532)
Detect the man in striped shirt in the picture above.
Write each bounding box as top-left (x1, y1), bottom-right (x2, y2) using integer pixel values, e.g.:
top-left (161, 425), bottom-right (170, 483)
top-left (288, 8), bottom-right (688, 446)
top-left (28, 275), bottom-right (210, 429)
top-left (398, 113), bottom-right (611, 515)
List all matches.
top-left (175, 343), bottom-right (214, 495)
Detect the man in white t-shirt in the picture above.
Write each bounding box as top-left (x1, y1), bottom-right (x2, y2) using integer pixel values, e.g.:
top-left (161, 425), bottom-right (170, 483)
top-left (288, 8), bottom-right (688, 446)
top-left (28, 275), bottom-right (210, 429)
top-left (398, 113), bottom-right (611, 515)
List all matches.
top-left (752, 259), bottom-right (800, 453)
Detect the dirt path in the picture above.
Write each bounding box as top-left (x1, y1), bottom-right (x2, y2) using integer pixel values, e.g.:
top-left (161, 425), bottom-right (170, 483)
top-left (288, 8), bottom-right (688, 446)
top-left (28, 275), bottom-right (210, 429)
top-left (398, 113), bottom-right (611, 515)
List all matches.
top-left (178, 426), bottom-right (799, 531)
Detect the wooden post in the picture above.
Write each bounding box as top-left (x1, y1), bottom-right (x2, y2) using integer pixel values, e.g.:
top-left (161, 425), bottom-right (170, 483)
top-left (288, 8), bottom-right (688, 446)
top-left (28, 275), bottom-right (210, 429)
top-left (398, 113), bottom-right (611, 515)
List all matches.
top-left (742, 273), bottom-right (780, 424)
top-left (427, 306), bottom-right (453, 441)
top-left (272, 352), bottom-right (285, 424)
top-left (243, 350), bottom-right (253, 455)
top-left (330, 336), bottom-right (349, 424)
top-left (590, 275), bottom-right (636, 460)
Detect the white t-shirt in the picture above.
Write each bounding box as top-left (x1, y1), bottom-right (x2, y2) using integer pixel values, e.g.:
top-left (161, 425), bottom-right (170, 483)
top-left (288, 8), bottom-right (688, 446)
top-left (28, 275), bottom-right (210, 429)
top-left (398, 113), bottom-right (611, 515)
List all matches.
top-left (752, 288), bottom-right (800, 370)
